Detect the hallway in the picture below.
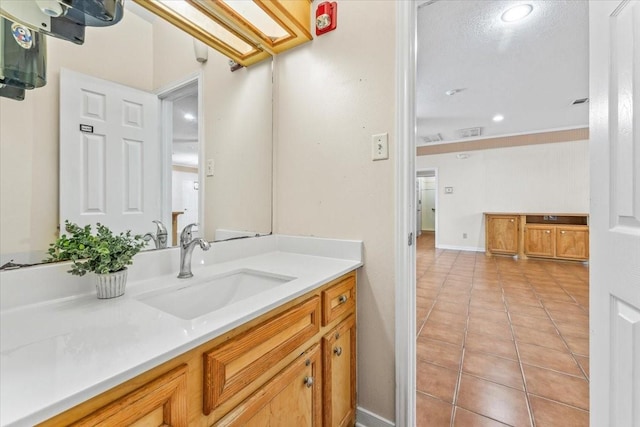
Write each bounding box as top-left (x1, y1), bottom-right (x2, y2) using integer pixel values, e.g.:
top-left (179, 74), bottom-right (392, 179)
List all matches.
top-left (415, 232), bottom-right (589, 426)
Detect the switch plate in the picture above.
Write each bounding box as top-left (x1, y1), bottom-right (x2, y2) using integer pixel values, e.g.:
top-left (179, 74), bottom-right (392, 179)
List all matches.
top-left (206, 159), bottom-right (214, 177)
top-left (372, 133), bottom-right (389, 161)
top-left (444, 187), bottom-right (454, 194)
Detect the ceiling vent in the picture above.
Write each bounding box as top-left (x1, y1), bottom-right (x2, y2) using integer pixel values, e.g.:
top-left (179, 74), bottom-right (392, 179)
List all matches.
top-left (457, 127), bottom-right (482, 138)
top-left (572, 98), bottom-right (589, 105)
top-left (422, 134), bottom-right (443, 143)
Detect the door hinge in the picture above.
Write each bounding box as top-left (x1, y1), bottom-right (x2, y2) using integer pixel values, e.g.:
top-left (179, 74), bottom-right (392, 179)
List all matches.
top-left (408, 232), bottom-right (413, 246)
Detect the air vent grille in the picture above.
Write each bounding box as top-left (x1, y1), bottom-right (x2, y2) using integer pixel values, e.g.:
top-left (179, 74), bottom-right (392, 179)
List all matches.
top-left (422, 134), bottom-right (443, 143)
top-left (457, 127), bottom-right (482, 138)
top-left (572, 98), bottom-right (589, 105)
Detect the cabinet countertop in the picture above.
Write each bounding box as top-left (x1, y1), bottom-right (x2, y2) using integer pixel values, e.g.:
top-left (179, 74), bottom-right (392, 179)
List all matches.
top-left (0, 236), bottom-right (362, 427)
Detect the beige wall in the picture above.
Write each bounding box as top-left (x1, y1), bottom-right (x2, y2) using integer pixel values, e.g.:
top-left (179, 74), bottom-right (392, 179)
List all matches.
top-left (0, 12), bottom-right (154, 261)
top-left (152, 19), bottom-right (273, 241)
top-left (416, 140), bottom-right (590, 250)
top-left (273, 1), bottom-right (396, 421)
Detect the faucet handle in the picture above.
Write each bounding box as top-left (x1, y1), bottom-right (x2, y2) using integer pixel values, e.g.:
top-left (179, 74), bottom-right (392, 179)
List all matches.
top-left (180, 223), bottom-right (199, 244)
top-left (153, 220), bottom-right (168, 248)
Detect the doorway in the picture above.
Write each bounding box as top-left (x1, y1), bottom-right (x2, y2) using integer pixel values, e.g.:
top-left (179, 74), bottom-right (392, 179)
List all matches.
top-left (157, 74), bottom-right (203, 245)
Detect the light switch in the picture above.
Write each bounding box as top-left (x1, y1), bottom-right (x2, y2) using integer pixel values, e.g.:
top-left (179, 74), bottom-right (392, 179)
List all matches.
top-left (206, 159), bottom-right (214, 177)
top-left (444, 187), bottom-right (453, 194)
top-left (372, 133), bottom-right (389, 161)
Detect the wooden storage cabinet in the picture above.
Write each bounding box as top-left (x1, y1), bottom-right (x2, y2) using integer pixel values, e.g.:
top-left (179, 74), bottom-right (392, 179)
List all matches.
top-left (40, 271), bottom-right (357, 427)
top-left (485, 213), bottom-right (589, 261)
top-left (485, 215), bottom-right (519, 255)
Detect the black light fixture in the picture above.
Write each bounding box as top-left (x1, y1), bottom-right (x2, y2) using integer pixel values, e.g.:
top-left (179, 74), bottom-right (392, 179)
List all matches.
top-left (0, 16), bottom-right (47, 91)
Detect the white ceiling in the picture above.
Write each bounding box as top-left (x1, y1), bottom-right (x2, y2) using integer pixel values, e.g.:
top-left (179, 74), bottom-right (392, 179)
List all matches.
top-left (416, 0), bottom-right (589, 145)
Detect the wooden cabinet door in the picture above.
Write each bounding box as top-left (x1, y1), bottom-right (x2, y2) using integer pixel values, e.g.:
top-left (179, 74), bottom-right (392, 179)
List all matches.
top-left (322, 315), bottom-right (356, 427)
top-left (556, 226), bottom-right (589, 260)
top-left (215, 345), bottom-right (322, 427)
top-left (524, 225), bottom-right (555, 258)
top-left (487, 215), bottom-right (519, 254)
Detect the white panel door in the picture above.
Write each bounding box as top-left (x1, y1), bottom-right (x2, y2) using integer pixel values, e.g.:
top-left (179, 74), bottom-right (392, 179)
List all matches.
top-left (60, 69), bottom-right (161, 237)
top-left (590, 1), bottom-right (640, 426)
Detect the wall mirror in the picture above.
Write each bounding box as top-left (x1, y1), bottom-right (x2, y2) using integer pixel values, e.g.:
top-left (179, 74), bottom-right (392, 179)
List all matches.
top-left (0, 2), bottom-right (273, 268)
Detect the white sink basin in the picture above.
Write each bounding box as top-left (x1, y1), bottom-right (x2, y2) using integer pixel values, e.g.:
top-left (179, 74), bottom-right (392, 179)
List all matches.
top-left (136, 269), bottom-right (296, 320)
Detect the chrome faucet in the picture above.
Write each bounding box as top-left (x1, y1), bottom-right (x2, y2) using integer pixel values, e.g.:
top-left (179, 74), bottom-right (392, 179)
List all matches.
top-left (178, 223), bottom-right (211, 278)
top-left (142, 220), bottom-right (168, 249)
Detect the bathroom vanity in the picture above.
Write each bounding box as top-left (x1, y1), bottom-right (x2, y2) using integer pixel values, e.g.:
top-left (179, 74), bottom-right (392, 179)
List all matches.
top-left (0, 235), bottom-right (362, 427)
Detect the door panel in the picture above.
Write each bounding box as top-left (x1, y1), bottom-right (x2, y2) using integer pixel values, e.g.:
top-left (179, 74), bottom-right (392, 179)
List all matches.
top-left (590, 1), bottom-right (640, 426)
top-left (60, 68), bottom-right (161, 236)
top-left (524, 225), bottom-right (554, 257)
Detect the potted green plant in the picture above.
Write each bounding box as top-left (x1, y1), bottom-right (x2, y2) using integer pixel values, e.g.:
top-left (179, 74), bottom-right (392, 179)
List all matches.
top-left (47, 221), bottom-right (145, 299)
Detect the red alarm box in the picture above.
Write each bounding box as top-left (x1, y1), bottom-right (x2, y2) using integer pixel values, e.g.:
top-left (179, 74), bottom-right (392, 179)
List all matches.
top-left (315, 1), bottom-right (337, 36)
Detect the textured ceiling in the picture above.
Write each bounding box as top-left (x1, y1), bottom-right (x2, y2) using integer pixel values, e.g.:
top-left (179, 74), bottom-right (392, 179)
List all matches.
top-left (416, 0), bottom-right (589, 145)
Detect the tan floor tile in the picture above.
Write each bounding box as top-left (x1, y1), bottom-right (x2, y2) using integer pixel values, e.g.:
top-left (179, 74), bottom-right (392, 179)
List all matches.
top-left (457, 374), bottom-right (531, 427)
top-left (574, 355), bottom-right (589, 378)
top-left (509, 313), bottom-right (557, 333)
top-left (462, 351), bottom-right (524, 390)
top-left (563, 335), bottom-right (589, 357)
top-left (416, 360), bottom-right (459, 403)
top-left (417, 337), bottom-right (463, 370)
top-left (555, 320), bottom-right (589, 339)
top-left (512, 325), bottom-right (568, 352)
top-left (523, 365), bottom-right (589, 410)
top-left (453, 407), bottom-right (510, 426)
top-left (529, 396), bottom-right (589, 427)
top-left (517, 342), bottom-right (583, 377)
top-left (420, 319), bottom-right (466, 346)
top-left (416, 393), bottom-right (453, 427)
top-left (464, 331), bottom-right (518, 360)
top-left (428, 308), bottom-right (468, 328)
top-left (434, 300), bottom-right (470, 315)
top-left (470, 298), bottom-right (506, 312)
top-left (469, 306), bottom-right (510, 325)
top-left (467, 317), bottom-right (513, 340)
top-left (505, 295), bottom-right (542, 308)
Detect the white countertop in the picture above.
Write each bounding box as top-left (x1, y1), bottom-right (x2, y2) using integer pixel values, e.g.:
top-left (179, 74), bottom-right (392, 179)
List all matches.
top-left (0, 235), bottom-right (362, 427)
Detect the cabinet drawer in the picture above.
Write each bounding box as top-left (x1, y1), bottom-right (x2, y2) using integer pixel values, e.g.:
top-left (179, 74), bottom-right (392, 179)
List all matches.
top-left (203, 296), bottom-right (321, 414)
top-left (72, 365), bottom-right (188, 427)
top-left (322, 272), bottom-right (356, 326)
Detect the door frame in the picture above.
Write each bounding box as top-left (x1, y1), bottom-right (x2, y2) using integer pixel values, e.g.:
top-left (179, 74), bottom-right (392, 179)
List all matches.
top-left (155, 72), bottom-right (205, 239)
top-left (395, 1), bottom-right (417, 426)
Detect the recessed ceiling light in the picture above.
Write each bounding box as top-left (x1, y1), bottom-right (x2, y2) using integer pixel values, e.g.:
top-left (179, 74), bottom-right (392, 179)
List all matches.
top-left (184, 113), bottom-right (196, 121)
top-left (501, 4), bottom-right (533, 22)
top-left (492, 114), bottom-right (504, 122)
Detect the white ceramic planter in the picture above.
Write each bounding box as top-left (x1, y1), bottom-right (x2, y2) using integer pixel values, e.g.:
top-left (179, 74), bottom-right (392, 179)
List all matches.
top-left (94, 268), bottom-right (128, 299)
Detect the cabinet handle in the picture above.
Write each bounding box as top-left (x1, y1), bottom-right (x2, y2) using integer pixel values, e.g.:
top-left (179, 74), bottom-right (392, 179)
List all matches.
top-left (561, 231), bottom-right (566, 234)
top-left (546, 230), bottom-right (551, 234)
top-left (334, 346), bottom-right (343, 357)
top-left (338, 295), bottom-right (348, 304)
top-left (304, 376), bottom-right (314, 388)
top-left (510, 219), bottom-right (514, 222)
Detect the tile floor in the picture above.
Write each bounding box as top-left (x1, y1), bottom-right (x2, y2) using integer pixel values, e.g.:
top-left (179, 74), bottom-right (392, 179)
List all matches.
top-left (415, 232), bottom-right (589, 427)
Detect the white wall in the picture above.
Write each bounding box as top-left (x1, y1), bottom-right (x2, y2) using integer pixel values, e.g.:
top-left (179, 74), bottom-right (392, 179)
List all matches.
top-left (172, 169), bottom-right (199, 235)
top-left (416, 140), bottom-right (590, 250)
top-left (273, 1), bottom-right (396, 421)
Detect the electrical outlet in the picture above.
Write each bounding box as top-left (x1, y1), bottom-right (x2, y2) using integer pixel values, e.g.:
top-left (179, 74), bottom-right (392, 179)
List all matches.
top-left (372, 133), bottom-right (389, 161)
top-left (444, 187), bottom-right (454, 194)
top-left (206, 159), bottom-right (214, 177)
top-left (463, 233), bottom-right (467, 239)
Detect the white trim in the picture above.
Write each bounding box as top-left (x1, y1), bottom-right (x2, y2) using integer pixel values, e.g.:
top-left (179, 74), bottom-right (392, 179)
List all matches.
top-left (356, 406), bottom-right (395, 427)
top-left (436, 244), bottom-right (484, 252)
top-left (395, 2), bottom-right (417, 427)
top-left (156, 72), bottom-right (205, 238)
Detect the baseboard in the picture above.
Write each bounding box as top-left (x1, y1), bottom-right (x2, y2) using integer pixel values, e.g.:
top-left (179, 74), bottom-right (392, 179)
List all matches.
top-left (355, 406), bottom-right (395, 427)
top-left (436, 244), bottom-right (484, 252)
